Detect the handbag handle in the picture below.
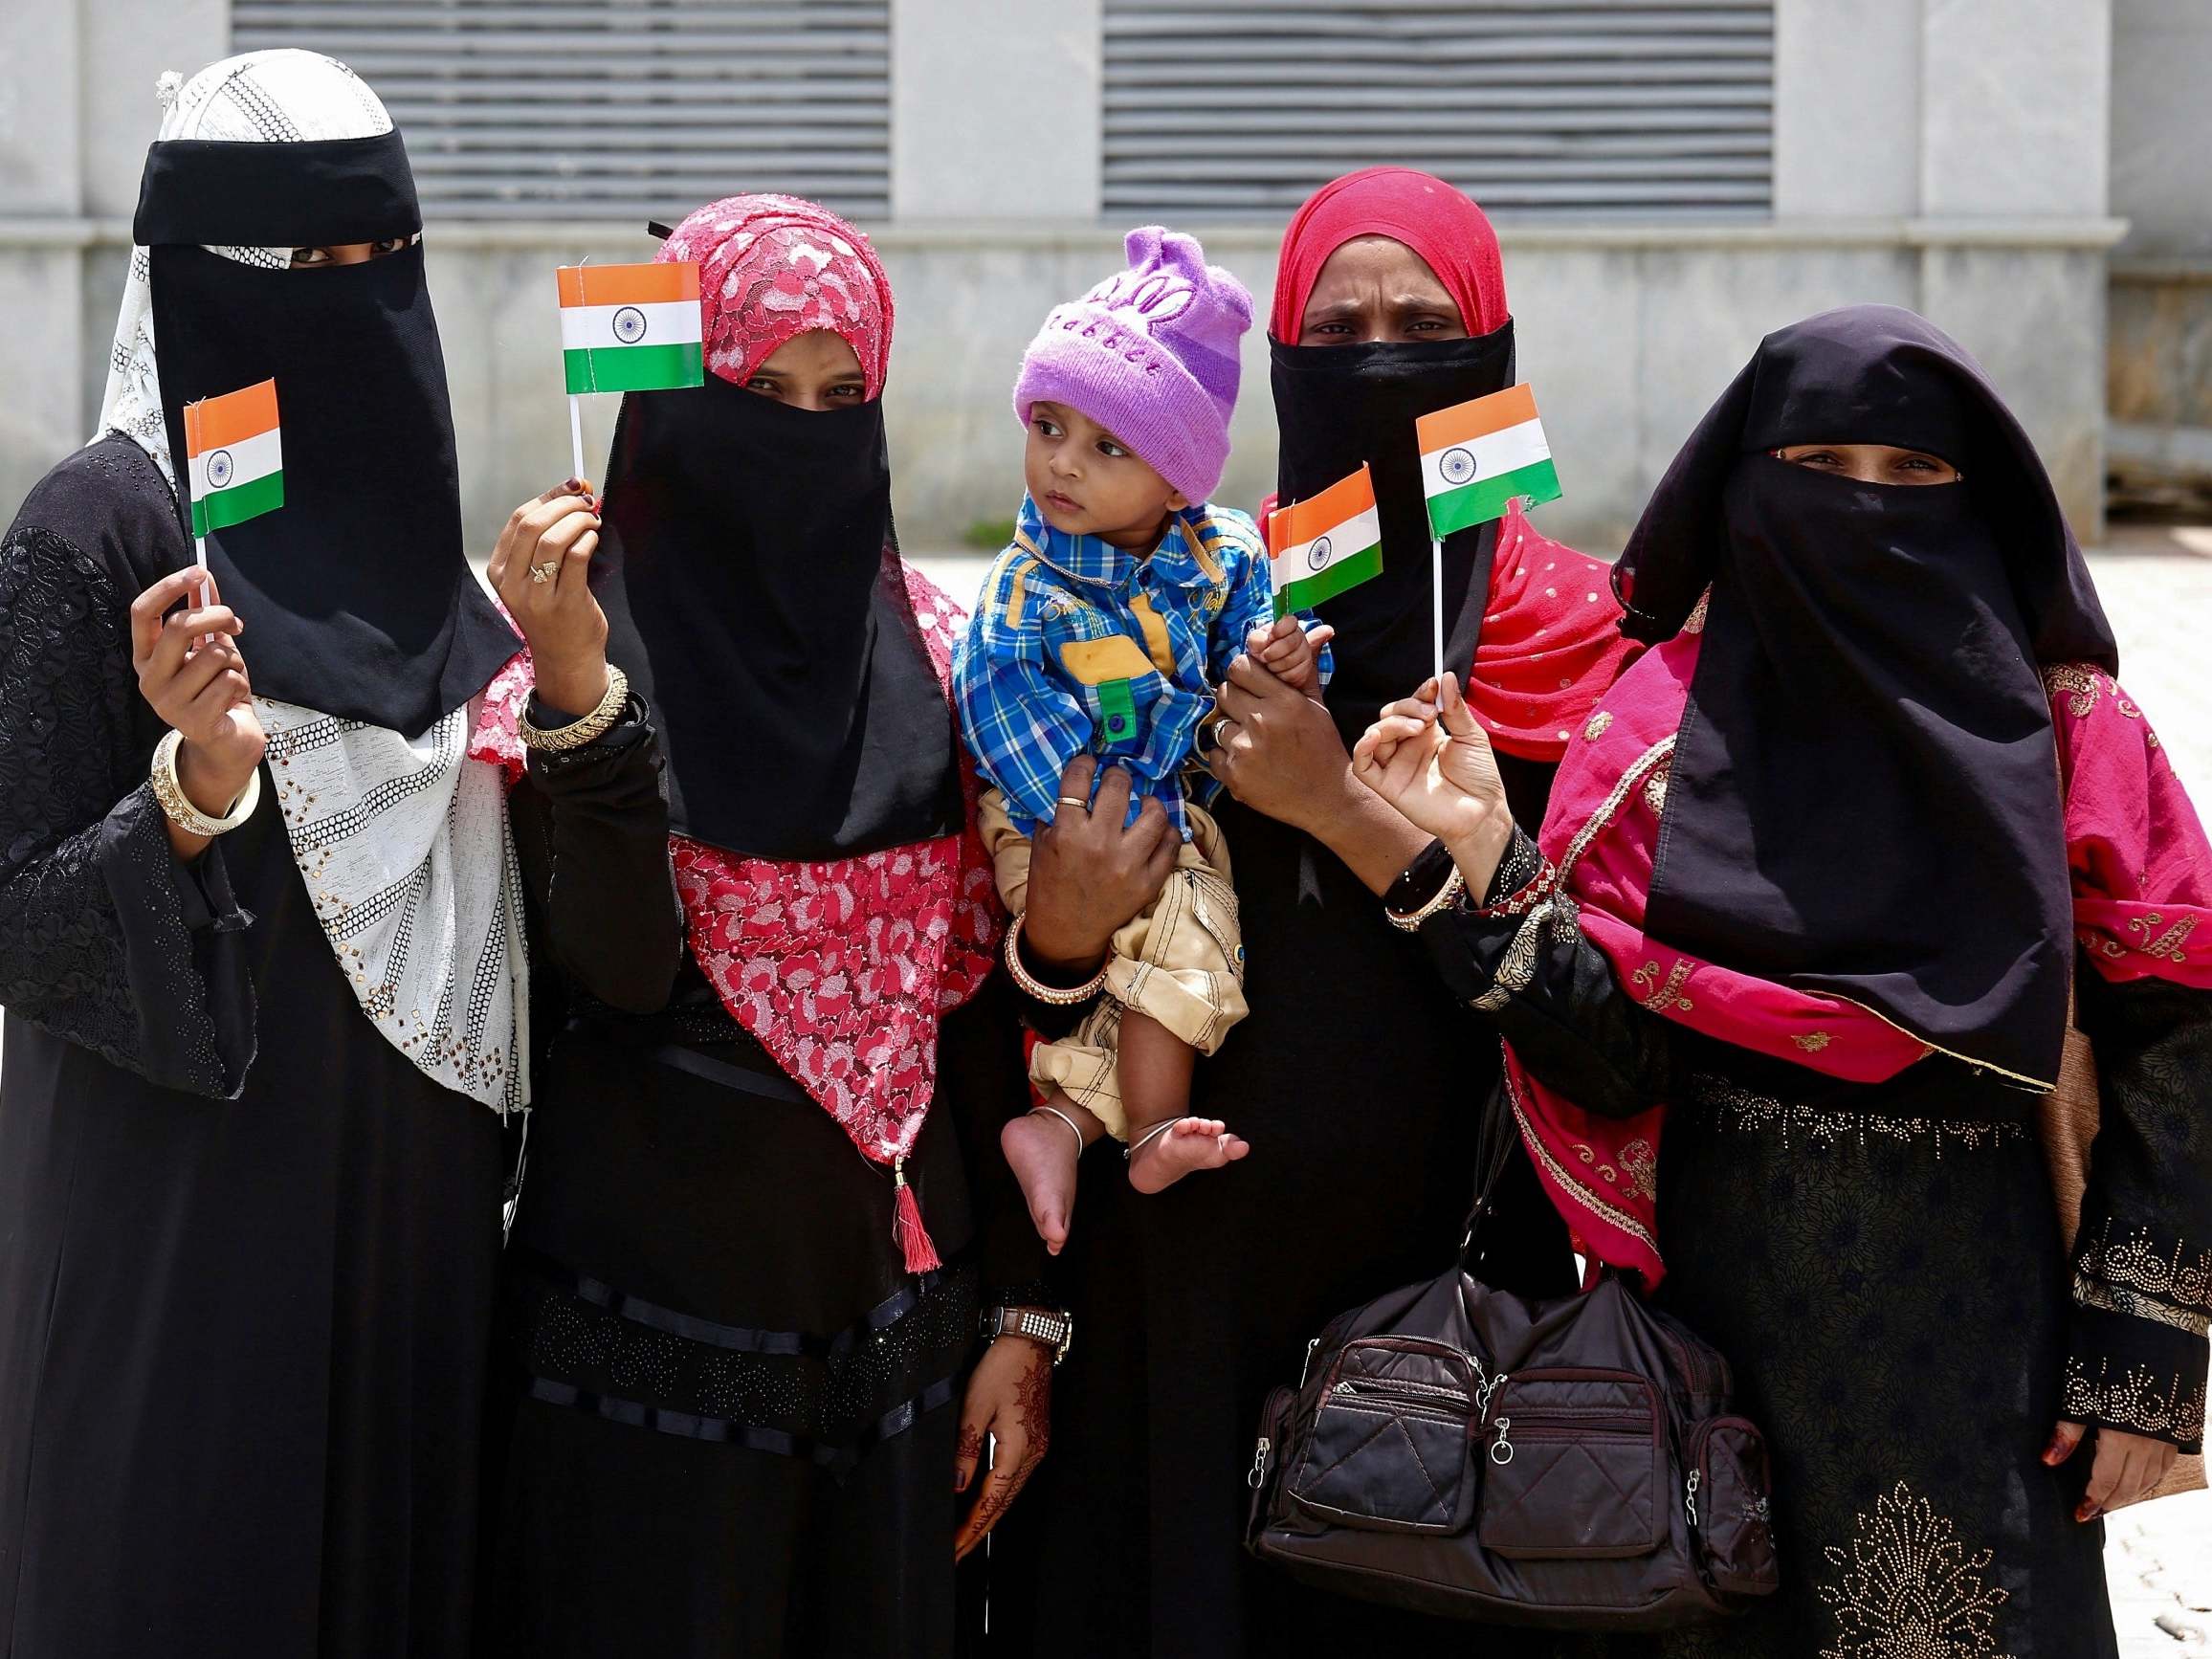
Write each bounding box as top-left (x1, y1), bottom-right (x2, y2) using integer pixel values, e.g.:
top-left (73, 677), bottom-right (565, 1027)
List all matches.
top-left (1455, 1064), bottom-right (1522, 1272)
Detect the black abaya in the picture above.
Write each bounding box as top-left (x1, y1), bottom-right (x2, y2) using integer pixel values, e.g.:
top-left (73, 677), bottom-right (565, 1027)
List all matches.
top-left (1009, 762), bottom-right (1579, 1658)
top-left (482, 670), bottom-right (1044, 1659)
top-left (0, 436), bottom-right (504, 1657)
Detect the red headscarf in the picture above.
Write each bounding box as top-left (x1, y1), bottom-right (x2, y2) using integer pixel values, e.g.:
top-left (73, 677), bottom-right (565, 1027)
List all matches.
top-left (661, 191), bottom-right (895, 397)
top-left (1269, 166), bottom-right (1509, 343)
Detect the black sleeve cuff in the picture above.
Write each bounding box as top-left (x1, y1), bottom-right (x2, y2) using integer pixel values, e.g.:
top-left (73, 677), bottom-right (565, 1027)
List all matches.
top-left (2064, 1302), bottom-right (2207, 1454)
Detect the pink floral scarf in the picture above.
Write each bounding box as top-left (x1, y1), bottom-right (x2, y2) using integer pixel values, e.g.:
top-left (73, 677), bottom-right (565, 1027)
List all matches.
top-left (1498, 623), bottom-right (2212, 1286)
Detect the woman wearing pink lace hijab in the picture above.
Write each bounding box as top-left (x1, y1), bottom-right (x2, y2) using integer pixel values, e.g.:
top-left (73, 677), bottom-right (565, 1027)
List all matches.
top-left (474, 196), bottom-right (1095, 1655)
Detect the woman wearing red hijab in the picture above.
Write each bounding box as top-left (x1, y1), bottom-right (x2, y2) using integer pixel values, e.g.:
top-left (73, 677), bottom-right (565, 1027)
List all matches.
top-left (1004, 169), bottom-right (1632, 1654)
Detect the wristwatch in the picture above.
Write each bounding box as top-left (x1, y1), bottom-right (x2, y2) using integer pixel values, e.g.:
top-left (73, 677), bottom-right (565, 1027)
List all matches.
top-left (982, 1304), bottom-right (1074, 1366)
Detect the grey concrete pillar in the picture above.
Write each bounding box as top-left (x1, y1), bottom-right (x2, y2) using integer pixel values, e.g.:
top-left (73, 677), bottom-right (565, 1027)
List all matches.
top-left (889, 0), bottom-right (1101, 222)
top-left (1919, 0), bottom-right (2114, 537)
top-left (1772, 0), bottom-right (1921, 217)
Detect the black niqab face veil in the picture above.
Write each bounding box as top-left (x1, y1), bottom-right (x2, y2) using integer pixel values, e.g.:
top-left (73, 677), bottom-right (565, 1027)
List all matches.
top-left (1620, 304), bottom-right (2117, 1085)
top-left (590, 376), bottom-right (962, 862)
top-left (1271, 323), bottom-right (1516, 741)
top-left (133, 130), bottom-right (516, 736)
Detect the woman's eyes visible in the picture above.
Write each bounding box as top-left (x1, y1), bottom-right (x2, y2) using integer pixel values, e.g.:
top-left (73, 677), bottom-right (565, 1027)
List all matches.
top-left (1894, 453), bottom-right (1939, 473)
top-left (744, 376), bottom-right (781, 397)
top-left (827, 383), bottom-right (864, 401)
top-left (1791, 450), bottom-right (1845, 468)
top-left (290, 246), bottom-right (331, 267)
top-left (371, 237), bottom-right (408, 257)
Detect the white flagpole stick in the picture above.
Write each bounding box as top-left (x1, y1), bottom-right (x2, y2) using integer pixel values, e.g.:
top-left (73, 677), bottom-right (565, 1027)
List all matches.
top-left (185, 398), bottom-right (213, 636)
top-left (1431, 536), bottom-right (1445, 688)
top-left (567, 254), bottom-right (592, 488)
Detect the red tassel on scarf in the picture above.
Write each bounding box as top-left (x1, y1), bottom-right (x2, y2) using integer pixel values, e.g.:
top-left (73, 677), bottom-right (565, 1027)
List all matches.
top-left (892, 1156), bottom-right (941, 1274)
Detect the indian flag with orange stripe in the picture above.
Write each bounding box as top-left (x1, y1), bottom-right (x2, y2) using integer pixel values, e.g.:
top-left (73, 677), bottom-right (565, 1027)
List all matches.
top-left (184, 378), bottom-right (282, 539)
top-left (557, 261), bottom-right (704, 393)
top-left (1267, 462), bottom-right (1382, 616)
top-left (1417, 383), bottom-right (1561, 539)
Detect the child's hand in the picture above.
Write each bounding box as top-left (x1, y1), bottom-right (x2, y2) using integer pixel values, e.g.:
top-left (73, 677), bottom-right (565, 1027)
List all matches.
top-left (1245, 614), bottom-right (1334, 699)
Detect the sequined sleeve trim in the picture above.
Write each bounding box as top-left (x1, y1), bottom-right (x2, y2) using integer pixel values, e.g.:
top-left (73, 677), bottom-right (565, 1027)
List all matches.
top-left (2062, 1352), bottom-right (2206, 1450)
top-left (1474, 827), bottom-right (1551, 918)
top-left (2072, 1218), bottom-right (2212, 1337)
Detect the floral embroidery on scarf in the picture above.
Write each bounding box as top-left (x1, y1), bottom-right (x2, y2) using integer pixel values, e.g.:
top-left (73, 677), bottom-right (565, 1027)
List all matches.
top-left (1816, 1481), bottom-right (2014, 1658)
top-left (1793, 1031), bottom-right (1834, 1052)
top-left (2041, 662), bottom-right (2100, 719)
top-left (1632, 958), bottom-right (1694, 1012)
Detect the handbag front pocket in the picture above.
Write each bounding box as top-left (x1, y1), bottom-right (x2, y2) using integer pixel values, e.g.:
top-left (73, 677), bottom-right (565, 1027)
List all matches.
top-left (1476, 1368), bottom-right (1663, 1559)
top-left (1286, 1338), bottom-right (1480, 1535)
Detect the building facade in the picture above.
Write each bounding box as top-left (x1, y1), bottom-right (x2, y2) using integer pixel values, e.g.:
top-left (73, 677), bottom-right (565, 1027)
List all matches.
top-left (0, 0), bottom-right (2197, 553)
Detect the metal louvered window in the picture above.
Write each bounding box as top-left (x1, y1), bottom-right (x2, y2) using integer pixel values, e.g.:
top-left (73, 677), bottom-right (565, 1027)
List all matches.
top-left (1103, 0), bottom-right (1774, 220)
top-left (232, 2), bottom-right (891, 221)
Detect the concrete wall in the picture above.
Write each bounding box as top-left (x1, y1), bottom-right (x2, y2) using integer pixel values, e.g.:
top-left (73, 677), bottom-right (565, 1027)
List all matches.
top-left (0, 0), bottom-right (2133, 556)
top-left (2106, 0), bottom-right (2212, 493)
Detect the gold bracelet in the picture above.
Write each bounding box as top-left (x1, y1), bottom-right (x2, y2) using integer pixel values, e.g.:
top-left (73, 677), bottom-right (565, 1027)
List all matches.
top-left (1001, 915), bottom-right (1111, 1006)
top-left (519, 665), bottom-right (629, 753)
top-left (1384, 862), bottom-right (1465, 933)
top-left (150, 728), bottom-right (260, 838)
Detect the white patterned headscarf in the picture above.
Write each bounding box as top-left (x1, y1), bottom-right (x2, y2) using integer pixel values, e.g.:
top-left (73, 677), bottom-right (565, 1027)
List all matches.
top-left (98, 51), bottom-right (397, 483)
top-left (104, 52), bottom-right (529, 1116)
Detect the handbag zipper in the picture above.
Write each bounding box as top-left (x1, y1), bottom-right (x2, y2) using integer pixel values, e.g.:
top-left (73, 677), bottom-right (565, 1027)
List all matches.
top-left (1686, 1469), bottom-right (1700, 1527)
top-left (1249, 1434), bottom-right (1271, 1490)
top-left (1331, 1376), bottom-right (1471, 1407)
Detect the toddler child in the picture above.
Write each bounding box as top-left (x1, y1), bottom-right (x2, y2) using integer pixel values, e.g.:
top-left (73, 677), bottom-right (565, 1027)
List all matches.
top-left (954, 227), bottom-right (1329, 1252)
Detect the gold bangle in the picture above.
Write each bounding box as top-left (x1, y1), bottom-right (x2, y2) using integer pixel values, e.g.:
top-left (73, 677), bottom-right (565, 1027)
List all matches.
top-left (1384, 862), bottom-right (1465, 933)
top-left (519, 665), bottom-right (629, 753)
top-left (150, 728), bottom-right (260, 838)
top-left (1002, 915), bottom-right (1111, 1006)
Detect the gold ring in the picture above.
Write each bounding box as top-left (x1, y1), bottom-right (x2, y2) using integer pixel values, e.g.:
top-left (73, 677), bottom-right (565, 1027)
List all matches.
top-left (528, 561), bottom-right (560, 584)
top-left (1055, 795), bottom-right (1089, 809)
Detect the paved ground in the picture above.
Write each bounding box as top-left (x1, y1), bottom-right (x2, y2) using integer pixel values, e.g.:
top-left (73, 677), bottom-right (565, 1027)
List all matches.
top-left (924, 526), bottom-right (2212, 1649)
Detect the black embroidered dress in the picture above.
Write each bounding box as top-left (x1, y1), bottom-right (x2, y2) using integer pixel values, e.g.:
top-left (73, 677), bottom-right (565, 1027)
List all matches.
top-left (483, 718), bottom-right (1044, 1658)
top-left (0, 439), bottom-right (506, 1656)
top-left (1420, 823), bottom-right (2211, 1659)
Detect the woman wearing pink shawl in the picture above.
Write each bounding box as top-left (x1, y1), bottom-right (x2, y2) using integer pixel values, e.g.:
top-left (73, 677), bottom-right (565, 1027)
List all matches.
top-left (470, 197), bottom-right (1065, 1656)
top-left (1355, 306), bottom-right (2208, 1656)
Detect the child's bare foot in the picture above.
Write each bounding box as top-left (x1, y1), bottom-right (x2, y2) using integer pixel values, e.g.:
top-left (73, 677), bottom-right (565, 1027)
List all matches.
top-left (1127, 1117), bottom-right (1250, 1194)
top-left (1002, 1108), bottom-right (1086, 1254)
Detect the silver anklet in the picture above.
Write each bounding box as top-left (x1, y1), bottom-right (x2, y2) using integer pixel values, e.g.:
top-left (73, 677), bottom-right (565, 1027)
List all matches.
top-left (1029, 1104), bottom-right (1086, 1156)
top-left (1125, 1119), bottom-right (1178, 1161)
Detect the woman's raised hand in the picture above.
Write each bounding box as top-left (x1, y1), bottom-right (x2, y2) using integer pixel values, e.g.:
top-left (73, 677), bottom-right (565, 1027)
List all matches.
top-left (129, 566), bottom-right (266, 833)
top-left (1351, 672), bottom-right (1513, 877)
top-left (1206, 636), bottom-right (1356, 831)
top-left (490, 478), bottom-right (608, 717)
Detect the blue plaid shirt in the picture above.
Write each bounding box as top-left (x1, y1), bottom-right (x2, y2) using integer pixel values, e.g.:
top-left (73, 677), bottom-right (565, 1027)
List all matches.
top-left (954, 496), bottom-right (1325, 837)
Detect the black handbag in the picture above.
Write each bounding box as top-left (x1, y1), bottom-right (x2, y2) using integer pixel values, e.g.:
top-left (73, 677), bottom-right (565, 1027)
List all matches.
top-left (1245, 1085), bottom-right (1781, 1629)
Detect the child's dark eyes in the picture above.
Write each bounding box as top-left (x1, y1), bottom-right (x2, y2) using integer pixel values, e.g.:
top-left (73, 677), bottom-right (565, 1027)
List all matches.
top-left (1033, 416), bottom-right (1064, 438)
top-left (1095, 438), bottom-right (1130, 459)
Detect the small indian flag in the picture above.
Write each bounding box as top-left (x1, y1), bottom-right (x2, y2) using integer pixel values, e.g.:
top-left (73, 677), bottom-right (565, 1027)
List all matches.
top-left (1267, 463), bottom-right (1383, 617)
top-left (1417, 383), bottom-right (1561, 540)
top-left (557, 261), bottom-right (704, 394)
top-left (184, 378), bottom-right (282, 539)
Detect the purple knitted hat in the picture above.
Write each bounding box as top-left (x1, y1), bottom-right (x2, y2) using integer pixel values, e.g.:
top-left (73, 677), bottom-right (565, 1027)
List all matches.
top-left (1013, 226), bottom-right (1252, 504)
